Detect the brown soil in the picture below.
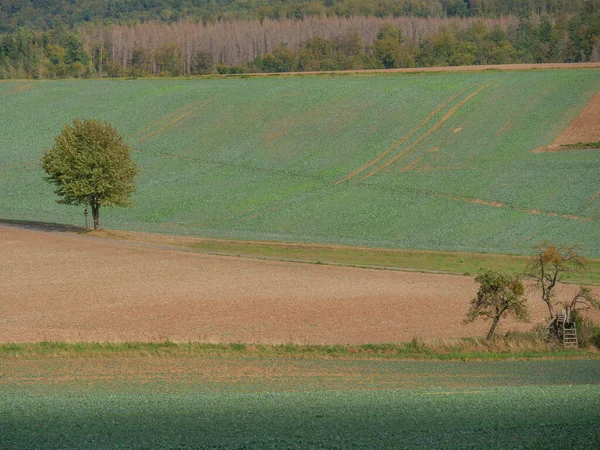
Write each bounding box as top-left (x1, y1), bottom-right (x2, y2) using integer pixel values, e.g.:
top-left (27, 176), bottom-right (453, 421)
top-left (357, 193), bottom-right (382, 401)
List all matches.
top-left (535, 87), bottom-right (600, 152)
top-left (1, 226), bottom-right (597, 344)
top-left (553, 89), bottom-right (600, 146)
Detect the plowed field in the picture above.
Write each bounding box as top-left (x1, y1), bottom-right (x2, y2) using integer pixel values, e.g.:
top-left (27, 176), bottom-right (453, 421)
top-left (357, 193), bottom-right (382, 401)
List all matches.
top-left (3, 226), bottom-right (597, 344)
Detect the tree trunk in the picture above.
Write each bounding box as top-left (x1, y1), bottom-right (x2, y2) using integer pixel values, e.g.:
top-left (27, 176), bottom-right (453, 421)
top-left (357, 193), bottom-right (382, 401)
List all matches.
top-left (486, 316), bottom-right (501, 340)
top-left (544, 292), bottom-right (555, 320)
top-left (91, 203), bottom-right (100, 229)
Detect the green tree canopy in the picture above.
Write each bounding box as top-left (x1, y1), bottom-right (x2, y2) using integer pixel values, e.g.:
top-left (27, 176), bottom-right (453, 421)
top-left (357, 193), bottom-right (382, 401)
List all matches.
top-left (41, 119), bottom-right (138, 229)
top-left (464, 270), bottom-right (529, 340)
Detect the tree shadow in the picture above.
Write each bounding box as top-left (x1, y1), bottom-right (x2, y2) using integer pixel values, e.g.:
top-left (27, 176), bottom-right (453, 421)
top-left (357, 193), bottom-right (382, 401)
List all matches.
top-left (0, 218), bottom-right (89, 233)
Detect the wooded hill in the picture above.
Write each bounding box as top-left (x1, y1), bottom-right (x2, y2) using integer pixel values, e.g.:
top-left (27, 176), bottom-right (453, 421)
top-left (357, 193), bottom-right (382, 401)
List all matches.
top-left (1, 0), bottom-right (596, 33)
top-left (0, 1), bottom-right (598, 79)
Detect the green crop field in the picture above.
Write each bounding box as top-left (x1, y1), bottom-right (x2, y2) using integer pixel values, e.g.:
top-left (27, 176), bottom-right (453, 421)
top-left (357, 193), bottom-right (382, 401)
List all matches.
top-left (1, 356), bottom-right (599, 448)
top-left (1, 69), bottom-right (599, 256)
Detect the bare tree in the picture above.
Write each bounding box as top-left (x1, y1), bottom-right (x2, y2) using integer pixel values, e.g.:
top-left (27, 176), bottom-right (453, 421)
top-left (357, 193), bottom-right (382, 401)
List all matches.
top-left (566, 286), bottom-right (600, 317)
top-left (79, 15), bottom-right (518, 69)
top-left (524, 242), bottom-right (586, 321)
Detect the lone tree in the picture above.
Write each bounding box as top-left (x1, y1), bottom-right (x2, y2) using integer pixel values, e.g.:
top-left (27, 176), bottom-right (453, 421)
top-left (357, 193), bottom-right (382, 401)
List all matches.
top-left (41, 119), bottom-right (138, 229)
top-left (464, 270), bottom-right (529, 340)
top-left (524, 242), bottom-right (586, 320)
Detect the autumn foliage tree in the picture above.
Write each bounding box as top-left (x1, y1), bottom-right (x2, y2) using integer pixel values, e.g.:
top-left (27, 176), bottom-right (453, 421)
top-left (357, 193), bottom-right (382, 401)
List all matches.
top-left (464, 270), bottom-right (529, 340)
top-left (524, 243), bottom-right (586, 320)
top-left (41, 119), bottom-right (138, 229)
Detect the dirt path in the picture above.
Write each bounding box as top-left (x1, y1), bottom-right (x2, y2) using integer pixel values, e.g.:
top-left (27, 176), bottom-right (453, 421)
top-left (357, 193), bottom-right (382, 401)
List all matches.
top-left (1, 226), bottom-right (596, 344)
top-left (246, 62), bottom-right (600, 77)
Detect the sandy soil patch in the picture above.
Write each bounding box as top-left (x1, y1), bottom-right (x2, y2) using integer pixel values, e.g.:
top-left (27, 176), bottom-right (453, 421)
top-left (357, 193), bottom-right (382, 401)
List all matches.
top-left (1, 226), bottom-right (596, 344)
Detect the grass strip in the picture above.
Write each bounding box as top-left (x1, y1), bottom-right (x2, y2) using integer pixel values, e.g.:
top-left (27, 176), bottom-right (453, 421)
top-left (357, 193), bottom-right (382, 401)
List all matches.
top-left (93, 229), bottom-right (600, 285)
top-left (560, 141), bottom-right (600, 150)
top-left (1, 339), bottom-right (597, 360)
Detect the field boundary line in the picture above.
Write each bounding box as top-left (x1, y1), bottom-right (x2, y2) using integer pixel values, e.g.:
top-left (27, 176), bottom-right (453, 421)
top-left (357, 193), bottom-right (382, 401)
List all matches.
top-left (335, 84), bottom-right (477, 184)
top-left (240, 62), bottom-right (600, 77)
top-left (362, 82), bottom-right (493, 180)
top-left (3, 224), bottom-right (598, 285)
top-left (428, 191), bottom-right (596, 222)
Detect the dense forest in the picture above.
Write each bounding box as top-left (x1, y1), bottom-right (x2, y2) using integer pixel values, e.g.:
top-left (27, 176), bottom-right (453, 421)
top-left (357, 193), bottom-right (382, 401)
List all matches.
top-left (0, 1), bottom-right (598, 79)
top-left (1, 1), bottom-right (597, 33)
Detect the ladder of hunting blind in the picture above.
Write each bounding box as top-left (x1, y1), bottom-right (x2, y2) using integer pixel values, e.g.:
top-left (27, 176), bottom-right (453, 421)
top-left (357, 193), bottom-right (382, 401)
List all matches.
top-left (557, 308), bottom-right (578, 348)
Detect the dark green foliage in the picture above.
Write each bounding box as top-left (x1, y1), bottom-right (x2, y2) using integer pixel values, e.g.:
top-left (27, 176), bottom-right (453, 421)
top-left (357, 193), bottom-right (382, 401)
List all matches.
top-left (190, 50), bottom-right (215, 75)
top-left (297, 36), bottom-right (344, 71)
top-left (0, 26), bottom-right (42, 78)
top-left (0, 1), bottom-right (597, 33)
top-left (129, 48), bottom-right (151, 77)
top-left (154, 42), bottom-right (183, 76)
top-left (63, 32), bottom-right (88, 65)
top-left (371, 25), bottom-right (412, 68)
top-left (573, 314), bottom-right (600, 348)
top-left (1, 10), bottom-right (599, 80)
top-left (41, 119), bottom-right (138, 229)
top-left (257, 43), bottom-right (297, 72)
top-left (593, 329), bottom-right (600, 349)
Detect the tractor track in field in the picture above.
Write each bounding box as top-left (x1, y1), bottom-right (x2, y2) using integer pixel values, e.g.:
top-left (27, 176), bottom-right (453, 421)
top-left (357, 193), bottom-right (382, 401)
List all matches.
top-left (362, 82), bottom-right (493, 180)
top-left (336, 82), bottom-right (492, 184)
top-left (335, 84), bottom-right (476, 184)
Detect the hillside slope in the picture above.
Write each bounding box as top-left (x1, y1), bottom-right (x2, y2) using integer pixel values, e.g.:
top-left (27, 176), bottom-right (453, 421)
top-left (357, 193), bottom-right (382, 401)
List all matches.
top-left (1, 69), bottom-right (599, 255)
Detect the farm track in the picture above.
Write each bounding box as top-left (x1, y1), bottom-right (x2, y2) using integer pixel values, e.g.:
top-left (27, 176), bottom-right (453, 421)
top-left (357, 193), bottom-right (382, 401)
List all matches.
top-left (2, 225), bottom-right (598, 344)
top-left (336, 81), bottom-right (493, 183)
top-left (335, 84), bottom-right (477, 184)
top-left (362, 82), bottom-right (493, 180)
top-left (129, 101), bottom-right (210, 142)
top-left (240, 62), bottom-right (600, 77)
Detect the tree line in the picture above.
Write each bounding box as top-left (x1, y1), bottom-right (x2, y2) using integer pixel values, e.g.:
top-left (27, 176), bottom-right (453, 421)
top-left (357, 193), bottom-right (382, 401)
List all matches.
top-left (1, 9), bottom-right (598, 79)
top-left (1, 0), bottom-right (597, 33)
